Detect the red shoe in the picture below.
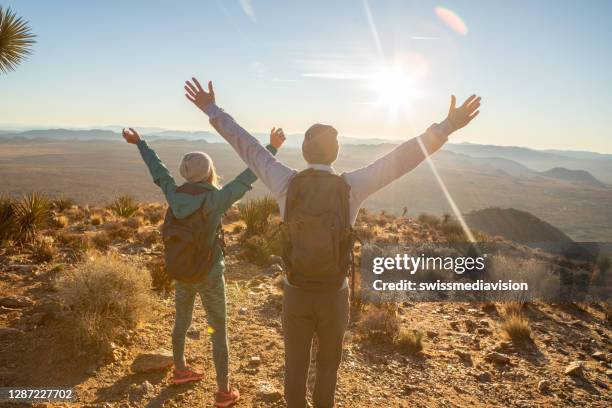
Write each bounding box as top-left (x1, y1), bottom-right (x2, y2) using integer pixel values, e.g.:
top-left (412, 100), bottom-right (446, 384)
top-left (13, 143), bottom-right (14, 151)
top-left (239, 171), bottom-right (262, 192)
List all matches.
top-left (172, 365), bottom-right (204, 384)
top-left (214, 388), bottom-right (240, 407)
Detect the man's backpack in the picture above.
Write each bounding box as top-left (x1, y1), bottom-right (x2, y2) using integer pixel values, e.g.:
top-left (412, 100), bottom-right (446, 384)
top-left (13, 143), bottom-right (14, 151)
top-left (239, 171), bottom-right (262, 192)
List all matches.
top-left (281, 169), bottom-right (355, 290)
top-left (161, 183), bottom-right (222, 284)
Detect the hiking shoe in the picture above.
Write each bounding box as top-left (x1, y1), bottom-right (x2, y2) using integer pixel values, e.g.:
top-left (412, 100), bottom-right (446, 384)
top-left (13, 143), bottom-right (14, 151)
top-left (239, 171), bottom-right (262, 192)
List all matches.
top-left (172, 365), bottom-right (204, 384)
top-left (214, 388), bottom-right (240, 407)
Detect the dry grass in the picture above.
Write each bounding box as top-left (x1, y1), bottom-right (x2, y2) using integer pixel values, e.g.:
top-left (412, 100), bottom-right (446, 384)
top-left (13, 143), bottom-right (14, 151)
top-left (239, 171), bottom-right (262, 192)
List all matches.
top-left (142, 203), bottom-right (166, 225)
top-left (55, 254), bottom-right (153, 353)
top-left (55, 231), bottom-right (90, 255)
top-left (109, 195), bottom-right (139, 218)
top-left (501, 313), bottom-right (532, 344)
top-left (395, 328), bottom-right (424, 354)
top-left (123, 216), bottom-right (144, 230)
top-left (52, 195), bottom-right (75, 212)
top-left (146, 258), bottom-right (173, 294)
top-left (31, 236), bottom-right (56, 263)
top-left (238, 195), bottom-right (278, 236)
top-left (356, 304), bottom-right (400, 343)
top-left (91, 231), bottom-right (112, 250)
top-left (137, 229), bottom-right (161, 247)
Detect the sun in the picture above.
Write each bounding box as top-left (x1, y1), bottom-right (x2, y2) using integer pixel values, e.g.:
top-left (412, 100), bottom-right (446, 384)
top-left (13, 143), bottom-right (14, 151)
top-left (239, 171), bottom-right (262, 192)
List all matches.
top-left (369, 64), bottom-right (420, 113)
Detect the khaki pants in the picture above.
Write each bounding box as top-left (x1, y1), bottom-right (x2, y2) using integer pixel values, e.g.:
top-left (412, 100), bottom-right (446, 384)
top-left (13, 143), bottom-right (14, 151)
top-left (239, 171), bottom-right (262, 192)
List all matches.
top-left (282, 283), bottom-right (350, 408)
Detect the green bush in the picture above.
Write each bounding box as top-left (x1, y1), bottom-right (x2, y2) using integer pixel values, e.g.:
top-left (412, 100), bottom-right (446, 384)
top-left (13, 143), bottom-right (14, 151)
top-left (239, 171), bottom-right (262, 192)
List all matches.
top-left (238, 195), bottom-right (278, 236)
top-left (109, 195), bottom-right (139, 218)
top-left (14, 193), bottom-right (51, 243)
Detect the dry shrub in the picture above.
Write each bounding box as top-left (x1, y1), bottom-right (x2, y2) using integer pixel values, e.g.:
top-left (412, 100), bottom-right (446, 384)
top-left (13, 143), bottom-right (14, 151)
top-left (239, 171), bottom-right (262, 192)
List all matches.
top-left (143, 204), bottom-right (166, 225)
top-left (604, 302), bottom-right (612, 322)
top-left (146, 258), bottom-right (173, 294)
top-left (137, 229), bottom-right (161, 247)
top-left (356, 304), bottom-right (400, 343)
top-left (31, 236), bottom-right (56, 263)
top-left (90, 214), bottom-right (103, 226)
top-left (0, 195), bottom-right (16, 242)
top-left (224, 206), bottom-right (241, 223)
top-left (56, 254), bottom-right (153, 353)
top-left (104, 222), bottom-right (133, 241)
top-left (417, 213), bottom-right (441, 228)
top-left (51, 215), bottom-right (69, 229)
top-left (123, 216), bottom-right (143, 230)
top-left (501, 314), bottom-right (532, 344)
top-left (56, 231), bottom-right (90, 254)
top-left (396, 328), bottom-right (424, 354)
top-left (91, 231), bottom-right (112, 250)
top-left (242, 232), bottom-right (282, 266)
top-left (232, 224), bottom-right (244, 234)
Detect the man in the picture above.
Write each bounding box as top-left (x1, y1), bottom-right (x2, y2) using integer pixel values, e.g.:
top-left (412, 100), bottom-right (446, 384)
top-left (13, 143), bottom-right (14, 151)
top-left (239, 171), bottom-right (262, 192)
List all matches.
top-left (184, 76), bottom-right (481, 407)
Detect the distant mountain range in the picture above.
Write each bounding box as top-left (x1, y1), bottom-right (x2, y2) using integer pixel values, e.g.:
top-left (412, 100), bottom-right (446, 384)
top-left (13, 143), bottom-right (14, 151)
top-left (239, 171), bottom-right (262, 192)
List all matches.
top-left (1, 128), bottom-right (610, 187)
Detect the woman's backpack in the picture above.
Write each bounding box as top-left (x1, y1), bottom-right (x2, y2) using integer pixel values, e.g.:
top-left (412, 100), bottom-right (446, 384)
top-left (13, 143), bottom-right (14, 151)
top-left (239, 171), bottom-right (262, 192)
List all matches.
top-left (161, 184), bottom-right (221, 283)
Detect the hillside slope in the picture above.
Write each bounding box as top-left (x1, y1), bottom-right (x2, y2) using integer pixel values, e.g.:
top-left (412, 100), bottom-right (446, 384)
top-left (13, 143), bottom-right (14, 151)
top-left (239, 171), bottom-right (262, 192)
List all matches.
top-left (0, 203), bottom-right (610, 407)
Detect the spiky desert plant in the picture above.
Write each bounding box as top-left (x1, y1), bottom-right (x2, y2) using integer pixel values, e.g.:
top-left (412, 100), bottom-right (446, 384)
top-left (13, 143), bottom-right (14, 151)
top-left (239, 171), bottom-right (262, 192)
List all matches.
top-left (109, 195), bottom-right (139, 218)
top-left (0, 7), bottom-right (36, 74)
top-left (14, 192), bottom-right (50, 242)
top-left (238, 195), bottom-right (278, 236)
top-left (0, 195), bottom-right (16, 242)
top-left (52, 195), bottom-right (75, 211)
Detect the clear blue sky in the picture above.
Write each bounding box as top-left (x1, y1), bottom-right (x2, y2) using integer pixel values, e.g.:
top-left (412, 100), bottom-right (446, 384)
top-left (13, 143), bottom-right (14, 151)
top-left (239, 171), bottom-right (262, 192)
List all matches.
top-left (1, 0), bottom-right (611, 152)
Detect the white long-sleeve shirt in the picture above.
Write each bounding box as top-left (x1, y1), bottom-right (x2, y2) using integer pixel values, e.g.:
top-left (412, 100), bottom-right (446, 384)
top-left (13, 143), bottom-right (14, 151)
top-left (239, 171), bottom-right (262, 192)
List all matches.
top-left (203, 103), bottom-right (455, 225)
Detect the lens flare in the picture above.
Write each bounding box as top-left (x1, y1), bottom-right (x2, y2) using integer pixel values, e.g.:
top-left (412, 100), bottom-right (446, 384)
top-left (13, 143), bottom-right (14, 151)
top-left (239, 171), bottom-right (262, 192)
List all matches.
top-left (435, 6), bottom-right (468, 36)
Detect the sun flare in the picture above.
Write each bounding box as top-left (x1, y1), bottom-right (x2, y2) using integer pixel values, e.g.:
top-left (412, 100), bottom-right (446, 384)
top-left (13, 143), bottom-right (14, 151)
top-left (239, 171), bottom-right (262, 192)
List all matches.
top-left (369, 65), bottom-right (421, 113)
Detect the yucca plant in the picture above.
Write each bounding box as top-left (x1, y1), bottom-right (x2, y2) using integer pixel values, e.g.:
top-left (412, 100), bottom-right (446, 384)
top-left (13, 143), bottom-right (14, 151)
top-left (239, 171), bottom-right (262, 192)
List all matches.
top-left (0, 195), bottom-right (16, 242)
top-left (0, 7), bottom-right (36, 74)
top-left (52, 195), bottom-right (75, 211)
top-left (238, 195), bottom-right (278, 236)
top-left (14, 192), bottom-right (50, 242)
top-left (109, 195), bottom-right (139, 218)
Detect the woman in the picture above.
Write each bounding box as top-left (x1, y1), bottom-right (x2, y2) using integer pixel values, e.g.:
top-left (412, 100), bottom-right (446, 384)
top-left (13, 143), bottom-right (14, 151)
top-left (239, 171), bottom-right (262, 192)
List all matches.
top-left (122, 126), bottom-right (285, 407)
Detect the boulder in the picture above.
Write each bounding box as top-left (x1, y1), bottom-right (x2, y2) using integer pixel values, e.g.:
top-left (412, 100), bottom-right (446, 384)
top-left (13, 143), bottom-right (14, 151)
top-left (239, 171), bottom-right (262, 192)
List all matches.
top-left (131, 349), bottom-right (173, 373)
top-left (0, 295), bottom-right (33, 309)
top-left (564, 361), bottom-right (584, 378)
top-left (485, 352), bottom-right (510, 365)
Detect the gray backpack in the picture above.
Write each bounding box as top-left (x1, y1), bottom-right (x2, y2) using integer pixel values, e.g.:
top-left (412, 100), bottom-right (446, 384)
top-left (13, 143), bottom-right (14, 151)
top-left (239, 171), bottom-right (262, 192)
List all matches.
top-left (162, 183), bottom-right (223, 283)
top-left (282, 169), bottom-right (355, 290)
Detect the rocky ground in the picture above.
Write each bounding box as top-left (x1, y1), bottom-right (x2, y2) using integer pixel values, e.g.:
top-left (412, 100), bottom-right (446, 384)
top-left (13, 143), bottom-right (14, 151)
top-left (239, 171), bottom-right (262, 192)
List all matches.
top-left (0, 203), bottom-right (610, 407)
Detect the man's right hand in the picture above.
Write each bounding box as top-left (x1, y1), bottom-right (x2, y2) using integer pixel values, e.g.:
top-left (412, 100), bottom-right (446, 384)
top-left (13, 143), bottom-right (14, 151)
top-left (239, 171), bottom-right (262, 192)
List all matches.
top-left (185, 77), bottom-right (215, 112)
top-left (447, 94), bottom-right (481, 131)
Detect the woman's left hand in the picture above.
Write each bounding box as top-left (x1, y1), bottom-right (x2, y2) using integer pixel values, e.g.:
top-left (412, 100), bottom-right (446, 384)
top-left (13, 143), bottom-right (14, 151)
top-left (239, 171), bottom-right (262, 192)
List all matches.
top-left (122, 128), bottom-right (141, 144)
top-left (270, 127), bottom-right (286, 149)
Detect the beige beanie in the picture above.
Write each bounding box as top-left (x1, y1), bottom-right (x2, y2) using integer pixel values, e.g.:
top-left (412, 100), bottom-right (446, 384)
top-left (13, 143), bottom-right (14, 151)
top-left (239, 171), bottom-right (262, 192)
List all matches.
top-left (179, 151), bottom-right (212, 183)
top-left (302, 124), bottom-right (339, 165)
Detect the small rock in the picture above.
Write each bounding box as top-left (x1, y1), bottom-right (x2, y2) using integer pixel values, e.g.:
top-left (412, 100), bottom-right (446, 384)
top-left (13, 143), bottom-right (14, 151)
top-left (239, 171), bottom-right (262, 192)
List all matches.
top-left (0, 295), bottom-right (33, 309)
top-left (250, 356), bottom-right (262, 366)
top-left (426, 330), bottom-right (438, 338)
top-left (187, 327), bottom-right (200, 340)
top-left (257, 382), bottom-right (282, 402)
top-left (454, 350), bottom-right (471, 360)
top-left (485, 352), bottom-right (510, 365)
top-left (476, 371), bottom-right (492, 382)
top-left (131, 349), bottom-right (173, 373)
top-left (564, 361), bottom-right (584, 377)
top-left (538, 380), bottom-right (550, 393)
top-left (591, 351), bottom-right (606, 362)
top-left (265, 263), bottom-right (283, 275)
top-left (129, 380), bottom-right (154, 402)
top-left (464, 319), bottom-right (477, 331)
top-left (238, 307), bottom-right (248, 315)
top-left (449, 321), bottom-right (460, 331)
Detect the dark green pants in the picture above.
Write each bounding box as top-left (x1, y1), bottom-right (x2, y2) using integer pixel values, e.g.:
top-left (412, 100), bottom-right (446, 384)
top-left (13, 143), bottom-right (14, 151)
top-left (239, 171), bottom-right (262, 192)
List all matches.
top-left (282, 282), bottom-right (350, 408)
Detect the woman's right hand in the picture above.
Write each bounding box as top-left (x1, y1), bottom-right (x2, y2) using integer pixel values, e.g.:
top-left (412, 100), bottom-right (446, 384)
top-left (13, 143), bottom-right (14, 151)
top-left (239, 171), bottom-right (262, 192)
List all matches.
top-left (122, 128), bottom-right (141, 144)
top-left (270, 127), bottom-right (286, 149)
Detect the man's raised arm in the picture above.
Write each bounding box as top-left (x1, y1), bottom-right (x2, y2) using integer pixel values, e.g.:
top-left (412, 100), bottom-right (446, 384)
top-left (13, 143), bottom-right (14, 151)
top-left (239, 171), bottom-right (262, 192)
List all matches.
top-left (184, 77), bottom-right (295, 198)
top-left (344, 94), bottom-right (481, 205)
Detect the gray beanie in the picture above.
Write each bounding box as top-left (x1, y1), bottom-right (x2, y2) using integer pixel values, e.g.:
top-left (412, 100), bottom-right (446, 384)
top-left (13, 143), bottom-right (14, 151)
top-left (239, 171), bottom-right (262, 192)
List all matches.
top-left (179, 151), bottom-right (212, 183)
top-left (302, 123), bottom-right (339, 165)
